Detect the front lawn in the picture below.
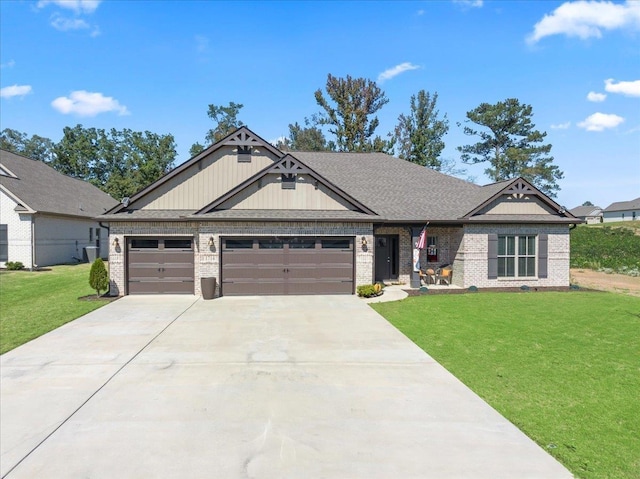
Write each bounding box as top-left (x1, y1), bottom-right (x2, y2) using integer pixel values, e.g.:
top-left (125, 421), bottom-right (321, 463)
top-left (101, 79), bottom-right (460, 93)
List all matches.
top-left (0, 263), bottom-right (111, 354)
top-left (372, 292), bottom-right (640, 479)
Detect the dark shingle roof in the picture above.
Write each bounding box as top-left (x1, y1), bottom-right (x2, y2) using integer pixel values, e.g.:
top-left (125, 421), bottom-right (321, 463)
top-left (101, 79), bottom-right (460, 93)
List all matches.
top-left (604, 197), bottom-right (640, 212)
top-left (194, 209), bottom-right (376, 222)
top-left (0, 149), bottom-right (117, 218)
top-left (292, 152), bottom-right (483, 221)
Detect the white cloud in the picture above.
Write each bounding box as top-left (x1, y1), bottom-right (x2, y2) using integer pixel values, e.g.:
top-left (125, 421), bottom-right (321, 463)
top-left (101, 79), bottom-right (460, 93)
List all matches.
top-left (527, 0), bottom-right (640, 44)
top-left (417, 9), bottom-right (425, 16)
top-left (587, 91), bottom-right (607, 102)
top-left (51, 16), bottom-right (90, 31)
top-left (377, 62), bottom-right (420, 84)
top-left (1, 60), bottom-right (16, 69)
top-left (578, 112), bottom-right (624, 131)
top-left (453, 0), bottom-right (484, 8)
top-left (551, 121), bottom-right (571, 129)
top-left (37, 0), bottom-right (101, 14)
top-left (1, 84), bottom-right (33, 99)
top-left (604, 78), bottom-right (640, 97)
top-left (51, 90), bottom-right (129, 117)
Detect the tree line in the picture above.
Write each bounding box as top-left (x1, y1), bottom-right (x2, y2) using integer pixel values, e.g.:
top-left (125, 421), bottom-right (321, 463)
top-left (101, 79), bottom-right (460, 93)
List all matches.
top-left (1, 73), bottom-right (563, 199)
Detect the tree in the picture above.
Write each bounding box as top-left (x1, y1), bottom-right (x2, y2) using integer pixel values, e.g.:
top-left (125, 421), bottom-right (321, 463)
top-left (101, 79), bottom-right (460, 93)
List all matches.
top-left (0, 128), bottom-right (56, 163)
top-left (89, 258), bottom-right (109, 298)
top-left (190, 102), bottom-right (244, 155)
top-left (314, 74), bottom-right (390, 152)
top-left (277, 117), bottom-right (335, 152)
top-left (393, 90), bottom-right (449, 169)
top-left (53, 125), bottom-right (176, 199)
top-left (457, 98), bottom-right (563, 197)
top-left (582, 201), bottom-right (594, 206)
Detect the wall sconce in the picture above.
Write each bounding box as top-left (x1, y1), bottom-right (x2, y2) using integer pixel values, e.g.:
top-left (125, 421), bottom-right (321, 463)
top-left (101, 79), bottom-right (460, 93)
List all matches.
top-left (112, 237), bottom-right (119, 248)
top-left (208, 236), bottom-right (214, 247)
top-left (361, 236), bottom-right (367, 247)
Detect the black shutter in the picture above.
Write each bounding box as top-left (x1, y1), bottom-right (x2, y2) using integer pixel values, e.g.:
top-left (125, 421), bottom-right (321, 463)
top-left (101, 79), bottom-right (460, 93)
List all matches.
top-left (538, 234), bottom-right (548, 278)
top-left (488, 234), bottom-right (498, 279)
top-left (0, 224), bottom-right (7, 261)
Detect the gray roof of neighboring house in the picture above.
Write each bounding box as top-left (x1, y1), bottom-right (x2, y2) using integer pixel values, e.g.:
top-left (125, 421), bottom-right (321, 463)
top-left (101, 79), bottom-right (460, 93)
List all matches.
top-left (0, 149), bottom-right (118, 218)
top-left (603, 197), bottom-right (640, 212)
top-left (569, 205), bottom-right (602, 217)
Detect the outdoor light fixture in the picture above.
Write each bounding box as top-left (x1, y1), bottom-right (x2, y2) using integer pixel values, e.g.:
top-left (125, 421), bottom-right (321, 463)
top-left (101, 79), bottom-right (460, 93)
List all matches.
top-left (112, 238), bottom-right (119, 248)
top-left (361, 236), bottom-right (367, 246)
top-left (208, 236), bottom-right (214, 246)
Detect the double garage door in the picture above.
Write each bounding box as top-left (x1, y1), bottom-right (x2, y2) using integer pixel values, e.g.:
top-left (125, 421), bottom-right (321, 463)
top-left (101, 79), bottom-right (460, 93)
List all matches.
top-left (126, 236), bottom-right (354, 296)
top-left (221, 237), bottom-right (354, 296)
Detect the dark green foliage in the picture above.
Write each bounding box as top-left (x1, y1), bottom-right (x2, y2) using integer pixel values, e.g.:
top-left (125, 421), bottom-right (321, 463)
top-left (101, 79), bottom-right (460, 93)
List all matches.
top-left (89, 258), bottom-right (109, 297)
top-left (278, 117), bottom-right (335, 152)
top-left (189, 142), bottom-right (205, 157)
top-left (582, 201), bottom-right (594, 207)
top-left (393, 90), bottom-right (449, 169)
top-left (5, 261), bottom-right (24, 270)
top-left (53, 125), bottom-right (176, 200)
top-left (315, 74), bottom-right (392, 153)
top-left (0, 128), bottom-right (56, 163)
top-left (571, 225), bottom-right (640, 274)
top-left (457, 98), bottom-right (563, 197)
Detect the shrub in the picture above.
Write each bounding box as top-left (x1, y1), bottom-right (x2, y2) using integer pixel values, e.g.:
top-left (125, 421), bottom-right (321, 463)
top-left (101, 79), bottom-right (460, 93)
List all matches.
top-left (571, 225), bottom-right (640, 275)
top-left (89, 258), bottom-right (109, 298)
top-left (357, 284), bottom-right (378, 298)
top-left (5, 261), bottom-right (24, 270)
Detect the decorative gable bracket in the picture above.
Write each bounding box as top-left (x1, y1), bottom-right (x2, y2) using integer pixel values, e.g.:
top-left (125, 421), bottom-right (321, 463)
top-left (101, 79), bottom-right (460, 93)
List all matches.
top-left (222, 130), bottom-right (266, 147)
top-left (270, 156), bottom-right (311, 175)
top-left (505, 179), bottom-right (536, 199)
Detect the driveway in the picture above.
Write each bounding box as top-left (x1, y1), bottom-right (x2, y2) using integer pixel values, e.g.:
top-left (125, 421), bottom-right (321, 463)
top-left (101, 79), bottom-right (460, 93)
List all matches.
top-left (1, 295), bottom-right (572, 478)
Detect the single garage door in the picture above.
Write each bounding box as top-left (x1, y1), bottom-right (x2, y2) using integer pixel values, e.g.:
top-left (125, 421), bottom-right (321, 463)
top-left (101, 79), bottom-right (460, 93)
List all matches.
top-left (221, 237), bottom-right (354, 296)
top-left (127, 238), bottom-right (194, 294)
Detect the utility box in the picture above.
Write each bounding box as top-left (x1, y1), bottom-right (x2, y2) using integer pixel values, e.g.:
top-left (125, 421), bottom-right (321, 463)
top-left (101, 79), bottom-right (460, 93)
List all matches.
top-left (201, 277), bottom-right (216, 300)
top-left (84, 246), bottom-right (99, 263)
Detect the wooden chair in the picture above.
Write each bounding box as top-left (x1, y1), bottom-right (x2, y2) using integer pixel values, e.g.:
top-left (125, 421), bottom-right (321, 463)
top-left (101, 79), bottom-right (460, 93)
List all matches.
top-left (436, 267), bottom-right (452, 286)
top-left (419, 268), bottom-right (436, 285)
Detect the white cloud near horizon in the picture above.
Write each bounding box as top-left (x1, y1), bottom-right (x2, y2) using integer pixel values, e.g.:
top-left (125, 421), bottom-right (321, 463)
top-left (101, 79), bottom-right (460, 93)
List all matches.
top-left (377, 62), bottom-right (420, 84)
top-left (1, 85), bottom-right (33, 99)
top-left (587, 91), bottom-right (607, 102)
top-left (37, 0), bottom-right (101, 14)
top-left (578, 112), bottom-right (624, 131)
top-left (1, 60), bottom-right (16, 69)
top-left (51, 15), bottom-right (89, 31)
top-left (551, 121), bottom-right (571, 129)
top-left (604, 78), bottom-right (640, 97)
top-left (527, 0), bottom-right (640, 44)
top-left (51, 90), bottom-right (129, 116)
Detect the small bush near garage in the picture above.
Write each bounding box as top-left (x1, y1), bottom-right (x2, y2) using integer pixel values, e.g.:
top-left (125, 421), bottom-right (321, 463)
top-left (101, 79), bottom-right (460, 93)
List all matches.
top-left (357, 283), bottom-right (383, 298)
top-left (5, 261), bottom-right (24, 270)
top-left (89, 258), bottom-right (109, 297)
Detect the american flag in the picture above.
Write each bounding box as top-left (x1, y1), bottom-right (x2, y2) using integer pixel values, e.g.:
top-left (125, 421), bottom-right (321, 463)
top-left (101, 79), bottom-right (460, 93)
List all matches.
top-left (417, 227), bottom-right (427, 249)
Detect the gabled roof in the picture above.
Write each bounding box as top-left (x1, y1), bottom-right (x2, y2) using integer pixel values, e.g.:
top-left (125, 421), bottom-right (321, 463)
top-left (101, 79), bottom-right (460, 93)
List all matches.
top-left (197, 153), bottom-right (376, 216)
top-left (604, 197), bottom-right (640, 212)
top-left (106, 126), bottom-right (283, 214)
top-left (569, 205), bottom-right (602, 217)
top-left (0, 149), bottom-right (117, 218)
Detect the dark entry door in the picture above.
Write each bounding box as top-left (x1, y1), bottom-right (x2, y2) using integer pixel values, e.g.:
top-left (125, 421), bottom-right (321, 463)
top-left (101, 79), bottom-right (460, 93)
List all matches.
top-left (375, 235), bottom-right (399, 282)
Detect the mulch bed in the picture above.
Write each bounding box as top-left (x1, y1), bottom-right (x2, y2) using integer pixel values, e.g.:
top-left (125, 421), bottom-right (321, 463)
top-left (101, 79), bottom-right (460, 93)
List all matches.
top-left (78, 294), bottom-right (120, 302)
top-left (403, 285), bottom-right (601, 296)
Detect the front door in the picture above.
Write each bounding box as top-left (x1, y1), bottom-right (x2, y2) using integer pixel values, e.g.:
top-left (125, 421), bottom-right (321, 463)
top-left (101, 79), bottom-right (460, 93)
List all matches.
top-left (374, 235), bottom-right (399, 282)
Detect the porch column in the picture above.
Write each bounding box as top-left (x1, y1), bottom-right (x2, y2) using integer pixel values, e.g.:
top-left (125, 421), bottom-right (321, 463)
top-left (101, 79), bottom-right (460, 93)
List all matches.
top-left (410, 227), bottom-right (421, 288)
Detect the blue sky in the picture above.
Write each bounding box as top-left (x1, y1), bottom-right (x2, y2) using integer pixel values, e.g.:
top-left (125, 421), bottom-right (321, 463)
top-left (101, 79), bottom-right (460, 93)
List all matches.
top-left (1, 0), bottom-right (639, 209)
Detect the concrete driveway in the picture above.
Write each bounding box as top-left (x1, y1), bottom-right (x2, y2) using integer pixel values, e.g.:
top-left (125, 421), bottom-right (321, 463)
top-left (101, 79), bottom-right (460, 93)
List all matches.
top-left (1, 295), bottom-right (572, 478)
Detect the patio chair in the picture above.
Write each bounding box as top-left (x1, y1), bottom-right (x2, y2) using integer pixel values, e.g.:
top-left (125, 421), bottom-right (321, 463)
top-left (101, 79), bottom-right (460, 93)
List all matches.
top-left (436, 267), bottom-right (452, 286)
top-left (419, 268), bottom-right (436, 285)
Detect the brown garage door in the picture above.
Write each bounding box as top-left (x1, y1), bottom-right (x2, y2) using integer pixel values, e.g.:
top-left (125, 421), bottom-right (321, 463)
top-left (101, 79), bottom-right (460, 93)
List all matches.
top-left (221, 237), bottom-right (354, 296)
top-left (127, 238), bottom-right (194, 294)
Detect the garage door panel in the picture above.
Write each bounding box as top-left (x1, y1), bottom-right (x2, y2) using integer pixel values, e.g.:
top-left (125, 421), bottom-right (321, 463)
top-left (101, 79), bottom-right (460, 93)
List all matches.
top-left (128, 280), bottom-right (194, 294)
top-left (127, 238), bottom-right (194, 294)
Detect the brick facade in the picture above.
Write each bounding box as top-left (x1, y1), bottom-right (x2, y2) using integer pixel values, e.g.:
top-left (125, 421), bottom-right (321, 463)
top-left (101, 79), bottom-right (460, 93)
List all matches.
top-left (109, 221), bottom-right (373, 296)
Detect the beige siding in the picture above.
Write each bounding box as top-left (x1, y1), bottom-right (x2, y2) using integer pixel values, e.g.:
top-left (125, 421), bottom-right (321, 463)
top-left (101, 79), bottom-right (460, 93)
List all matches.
top-left (218, 175), bottom-right (353, 210)
top-left (478, 196), bottom-right (556, 215)
top-left (134, 147), bottom-right (278, 210)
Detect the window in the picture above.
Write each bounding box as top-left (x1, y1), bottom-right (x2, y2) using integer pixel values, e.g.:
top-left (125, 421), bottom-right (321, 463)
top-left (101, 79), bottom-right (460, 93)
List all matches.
top-left (426, 236), bottom-right (438, 262)
top-left (281, 174), bottom-right (296, 190)
top-left (238, 145), bottom-right (251, 163)
top-left (131, 239), bottom-right (159, 249)
top-left (225, 239), bottom-right (253, 249)
top-left (290, 238), bottom-right (315, 249)
top-left (258, 239), bottom-right (284, 249)
top-left (89, 228), bottom-right (93, 242)
top-left (0, 225), bottom-right (7, 262)
top-left (165, 239), bottom-right (192, 249)
top-left (321, 239), bottom-right (351, 249)
top-left (497, 235), bottom-right (536, 277)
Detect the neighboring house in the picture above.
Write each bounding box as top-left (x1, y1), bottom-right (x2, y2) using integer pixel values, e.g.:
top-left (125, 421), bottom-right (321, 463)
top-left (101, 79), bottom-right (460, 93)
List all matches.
top-left (99, 127), bottom-right (580, 297)
top-left (0, 149), bottom-right (118, 269)
top-left (603, 197), bottom-right (640, 222)
top-left (569, 205), bottom-right (603, 224)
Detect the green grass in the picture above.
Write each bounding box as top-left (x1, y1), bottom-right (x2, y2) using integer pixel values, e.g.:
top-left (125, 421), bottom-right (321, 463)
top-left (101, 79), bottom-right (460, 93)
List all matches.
top-left (571, 223), bottom-right (640, 274)
top-left (0, 263), bottom-right (111, 354)
top-left (372, 292), bottom-right (640, 479)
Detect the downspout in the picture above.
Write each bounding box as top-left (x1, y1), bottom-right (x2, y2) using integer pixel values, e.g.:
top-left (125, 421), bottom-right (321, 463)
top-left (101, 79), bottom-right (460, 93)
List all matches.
top-left (99, 221), bottom-right (110, 259)
top-left (31, 215), bottom-right (36, 271)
